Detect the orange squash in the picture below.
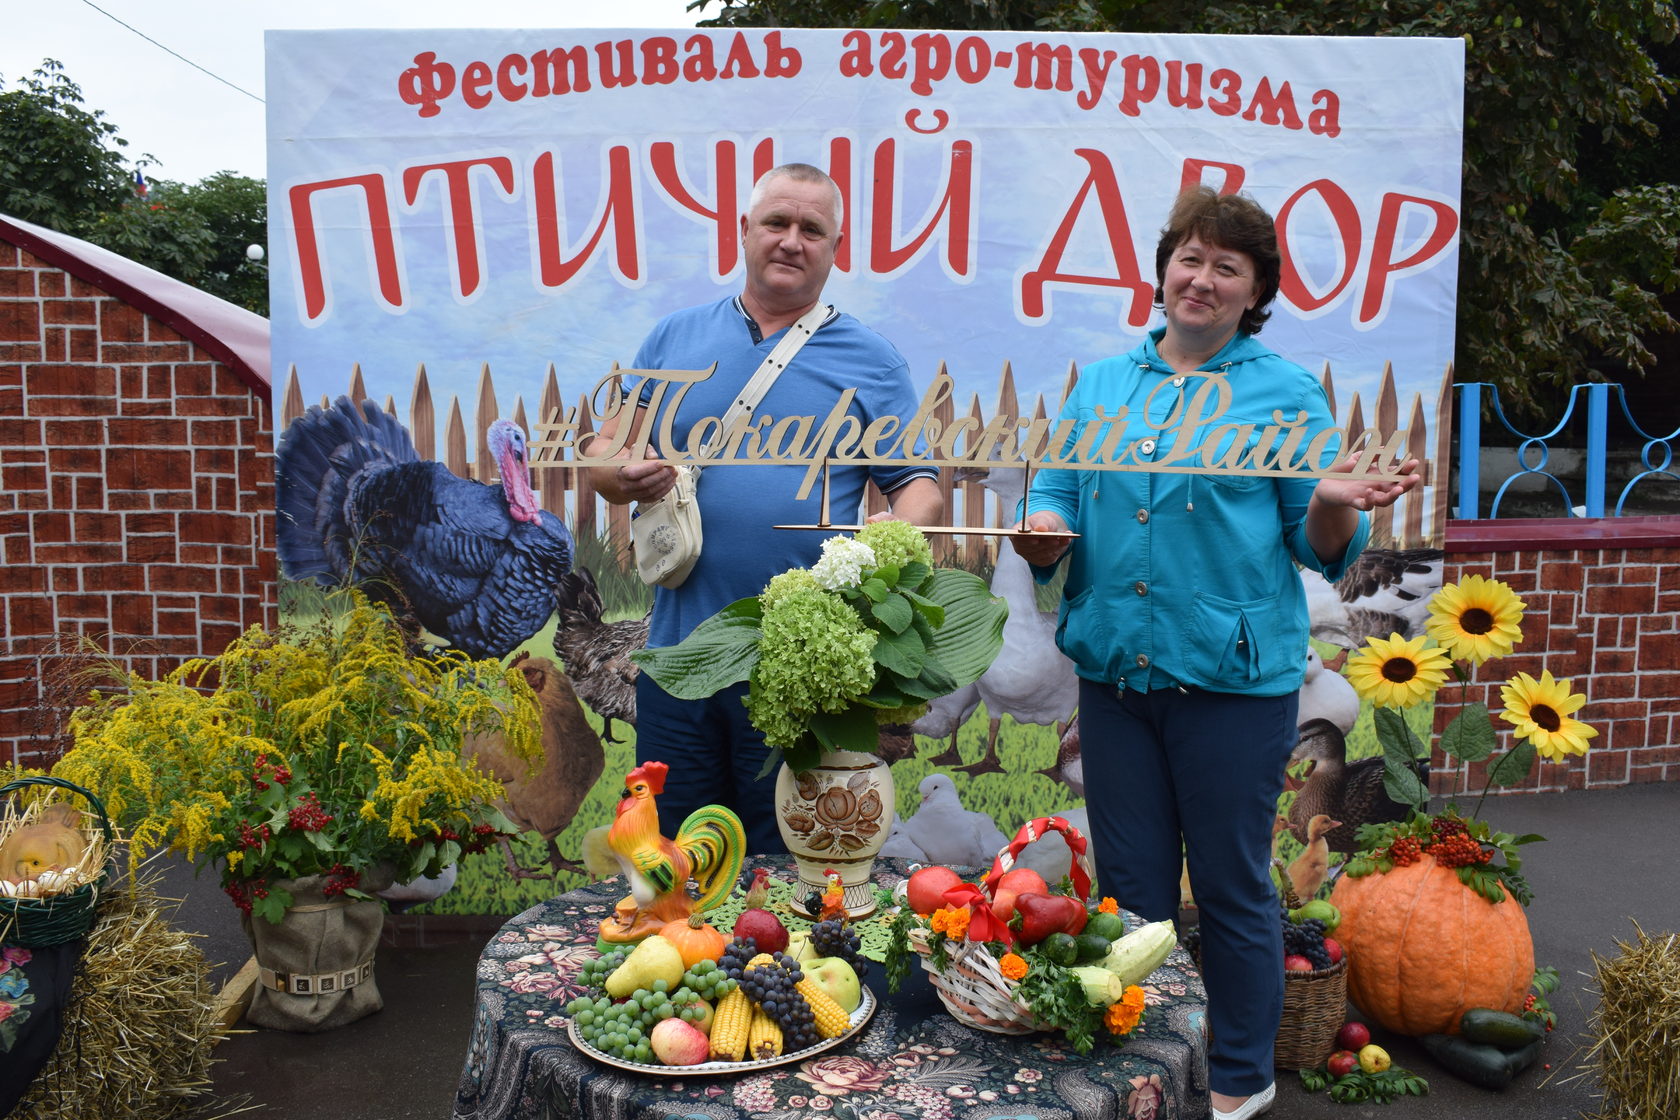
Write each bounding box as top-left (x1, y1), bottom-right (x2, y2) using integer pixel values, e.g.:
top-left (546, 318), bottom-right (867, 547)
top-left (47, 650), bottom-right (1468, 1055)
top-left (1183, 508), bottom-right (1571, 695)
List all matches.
top-left (1329, 854), bottom-right (1533, 1037)
top-left (659, 912), bottom-right (727, 968)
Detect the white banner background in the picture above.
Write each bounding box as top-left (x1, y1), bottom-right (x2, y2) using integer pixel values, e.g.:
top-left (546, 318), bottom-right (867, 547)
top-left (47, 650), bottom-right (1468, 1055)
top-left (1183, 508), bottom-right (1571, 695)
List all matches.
top-left (267, 27), bottom-right (1463, 449)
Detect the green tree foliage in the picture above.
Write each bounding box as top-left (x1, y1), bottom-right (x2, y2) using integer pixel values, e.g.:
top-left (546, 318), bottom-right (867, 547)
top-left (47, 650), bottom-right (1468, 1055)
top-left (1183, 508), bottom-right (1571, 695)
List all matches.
top-left (694, 0), bottom-right (1680, 412)
top-left (0, 61), bottom-right (268, 314)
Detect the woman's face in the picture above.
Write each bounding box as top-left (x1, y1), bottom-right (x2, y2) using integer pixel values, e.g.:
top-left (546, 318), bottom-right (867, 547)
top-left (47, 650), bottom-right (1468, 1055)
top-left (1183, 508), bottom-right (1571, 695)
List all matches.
top-left (1161, 234), bottom-right (1261, 345)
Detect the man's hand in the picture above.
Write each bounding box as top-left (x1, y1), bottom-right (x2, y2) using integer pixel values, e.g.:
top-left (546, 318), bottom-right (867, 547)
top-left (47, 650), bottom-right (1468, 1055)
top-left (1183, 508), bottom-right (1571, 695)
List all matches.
top-left (612, 447), bottom-right (678, 505)
top-left (1010, 511), bottom-right (1071, 567)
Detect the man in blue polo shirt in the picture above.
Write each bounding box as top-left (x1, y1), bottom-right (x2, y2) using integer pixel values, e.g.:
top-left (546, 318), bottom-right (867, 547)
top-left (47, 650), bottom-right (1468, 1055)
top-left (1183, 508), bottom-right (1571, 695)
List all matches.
top-left (585, 163), bottom-right (941, 853)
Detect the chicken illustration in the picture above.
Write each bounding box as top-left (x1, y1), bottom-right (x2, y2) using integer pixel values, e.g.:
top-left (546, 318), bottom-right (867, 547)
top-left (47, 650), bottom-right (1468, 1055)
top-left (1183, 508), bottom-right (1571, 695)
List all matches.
top-left (1299, 548), bottom-right (1444, 650)
top-left (276, 397), bottom-right (573, 661)
top-left (817, 868), bottom-right (848, 923)
top-left (598, 761), bottom-right (746, 942)
top-left (462, 653), bottom-right (604, 879)
top-left (1284, 813), bottom-right (1342, 902)
top-left (1286, 719), bottom-right (1427, 853)
top-left (552, 567), bottom-right (648, 742)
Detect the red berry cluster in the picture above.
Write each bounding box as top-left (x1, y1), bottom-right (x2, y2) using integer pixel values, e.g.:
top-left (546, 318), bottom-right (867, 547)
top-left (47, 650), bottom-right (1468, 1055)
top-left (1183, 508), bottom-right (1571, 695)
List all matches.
top-left (1386, 835), bottom-right (1424, 866)
top-left (251, 753), bottom-right (294, 791)
top-left (462, 822), bottom-right (498, 855)
top-left (1431, 831), bottom-right (1494, 868)
top-left (224, 877), bottom-right (271, 915)
top-left (1375, 816), bottom-right (1492, 869)
top-left (237, 821), bottom-right (273, 849)
top-left (322, 863), bottom-right (361, 897)
top-left (286, 790), bottom-right (334, 832)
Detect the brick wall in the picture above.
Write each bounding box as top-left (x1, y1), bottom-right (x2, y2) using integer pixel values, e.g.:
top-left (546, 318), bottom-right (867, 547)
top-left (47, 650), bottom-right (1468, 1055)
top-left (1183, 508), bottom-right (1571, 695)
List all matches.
top-left (0, 238), bottom-right (276, 767)
top-left (1430, 518), bottom-right (1680, 797)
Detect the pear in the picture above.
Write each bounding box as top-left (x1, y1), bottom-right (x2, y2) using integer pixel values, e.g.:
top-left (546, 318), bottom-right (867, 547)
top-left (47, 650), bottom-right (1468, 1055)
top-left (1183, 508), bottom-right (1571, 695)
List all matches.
top-left (604, 934), bottom-right (687, 998)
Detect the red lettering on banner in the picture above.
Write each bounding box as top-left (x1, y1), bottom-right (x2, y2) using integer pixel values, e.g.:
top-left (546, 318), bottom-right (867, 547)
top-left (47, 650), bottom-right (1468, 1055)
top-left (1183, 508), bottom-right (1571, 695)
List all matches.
top-left (869, 138), bottom-right (974, 277)
top-left (839, 30), bottom-right (873, 77)
top-left (649, 140), bottom-right (742, 275)
top-left (288, 174), bottom-right (404, 320)
top-left (497, 54), bottom-right (529, 102)
top-left (1116, 55), bottom-right (1160, 117)
top-left (1208, 69), bottom-right (1242, 116)
top-left (532, 147), bottom-right (642, 289)
top-left (721, 33), bottom-right (763, 79)
top-left (596, 40), bottom-right (636, 89)
top-left (1165, 60), bottom-right (1204, 109)
top-left (954, 36), bottom-right (991, 84)
top-left (879, 33), bottom-right (908, 80)
top-left (1180, 158), bottom-right (1246, 196)
top-left (683, 35), bottom-right (718, 82)
top-left (642, 38), bottom-right (679, 85)
top-left (1076, 48), bottom-right (1117, 111)
top-left (401, 157), bottom-right (516, 299)
top-left (1309, 90), bottom-right (1342, 137)
top-left (1360, 193), bottom-right (1458, 325)
top-left (910, 33), bottom-right (952, 96)
top-left (398, 52), bottom-right (455, 118)
top-left (461, 61), bottom-right (494, 110)
top-left (1014, 43), bottom-right (1074, 92)
top-left (1275, 179), bottom-right (1361, 311)
top-left (765, 32), bottom-right (801, 77)
top-left (1019, 149), bottom-right (1153, 323)
top-left (1242, 77), bottom-right (1304, 129)
top-left (532, 46), bottom-right (590, 95)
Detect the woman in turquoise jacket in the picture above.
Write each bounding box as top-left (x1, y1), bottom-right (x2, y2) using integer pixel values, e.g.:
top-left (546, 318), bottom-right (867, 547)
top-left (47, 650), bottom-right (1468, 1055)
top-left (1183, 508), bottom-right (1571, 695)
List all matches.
top-left (1014, 187), bottom-right (1420, 1120)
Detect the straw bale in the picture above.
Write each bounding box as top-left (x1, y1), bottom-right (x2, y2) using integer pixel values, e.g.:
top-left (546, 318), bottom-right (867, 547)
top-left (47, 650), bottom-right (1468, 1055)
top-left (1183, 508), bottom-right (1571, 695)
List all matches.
top-left (1582, 921), bottom-right (1680, 1120)
top-left (10, 871), bottom-right (239, 1120)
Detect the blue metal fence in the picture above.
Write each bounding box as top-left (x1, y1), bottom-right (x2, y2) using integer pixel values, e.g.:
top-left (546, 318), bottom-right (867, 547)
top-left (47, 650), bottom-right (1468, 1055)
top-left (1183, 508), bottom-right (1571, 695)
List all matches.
top-left (1454, 382), bottom-right (1680, 519)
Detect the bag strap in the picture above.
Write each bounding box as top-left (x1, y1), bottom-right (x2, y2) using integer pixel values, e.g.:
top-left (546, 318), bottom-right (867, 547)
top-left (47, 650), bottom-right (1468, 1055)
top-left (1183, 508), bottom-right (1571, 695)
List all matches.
top-left (695, 302), bottom-right (831, 463)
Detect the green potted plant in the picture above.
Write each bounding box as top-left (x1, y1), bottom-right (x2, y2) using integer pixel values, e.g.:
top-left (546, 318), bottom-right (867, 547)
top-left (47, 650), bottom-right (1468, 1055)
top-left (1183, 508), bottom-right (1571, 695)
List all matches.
top-left (53, 587), bottom-right (541, 1031)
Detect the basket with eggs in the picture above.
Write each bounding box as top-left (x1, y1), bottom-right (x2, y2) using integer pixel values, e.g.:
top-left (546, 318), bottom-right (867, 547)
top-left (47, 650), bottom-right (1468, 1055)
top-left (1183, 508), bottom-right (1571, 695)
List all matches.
top-left (0, 775), bottom-right (115, 947)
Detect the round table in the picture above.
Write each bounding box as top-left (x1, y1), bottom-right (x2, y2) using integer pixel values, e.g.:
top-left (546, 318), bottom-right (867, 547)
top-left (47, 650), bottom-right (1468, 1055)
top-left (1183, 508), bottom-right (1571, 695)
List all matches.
top-left (453, 855), bottom-right (1210, 1120)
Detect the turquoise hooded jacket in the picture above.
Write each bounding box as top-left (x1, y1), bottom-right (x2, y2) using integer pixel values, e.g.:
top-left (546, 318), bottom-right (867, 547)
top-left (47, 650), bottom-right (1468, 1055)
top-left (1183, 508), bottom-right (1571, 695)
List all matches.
top-left (1020, 328), bottom-right (1369, 697)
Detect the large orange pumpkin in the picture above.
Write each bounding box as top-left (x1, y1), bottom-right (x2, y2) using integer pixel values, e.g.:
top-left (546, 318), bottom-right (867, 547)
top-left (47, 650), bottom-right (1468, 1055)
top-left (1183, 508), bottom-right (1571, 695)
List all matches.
top-left (1329, 854), bottom-right (1534, 1036)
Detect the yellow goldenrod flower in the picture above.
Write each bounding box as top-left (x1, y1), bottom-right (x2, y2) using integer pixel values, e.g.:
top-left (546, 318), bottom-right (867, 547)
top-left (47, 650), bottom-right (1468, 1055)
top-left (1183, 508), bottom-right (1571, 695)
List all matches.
top-left (1501, 670), bottom-right (1597, 762)
top-left (1426, 575), bottom-right (1525, 665)
top-left (1344, 633), bottom-right (1454, 708)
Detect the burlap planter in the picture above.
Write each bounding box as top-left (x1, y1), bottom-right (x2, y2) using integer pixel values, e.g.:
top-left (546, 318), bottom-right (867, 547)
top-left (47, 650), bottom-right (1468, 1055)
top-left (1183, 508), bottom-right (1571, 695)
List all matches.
top-left (239, 873), bottom-right (388, 1032)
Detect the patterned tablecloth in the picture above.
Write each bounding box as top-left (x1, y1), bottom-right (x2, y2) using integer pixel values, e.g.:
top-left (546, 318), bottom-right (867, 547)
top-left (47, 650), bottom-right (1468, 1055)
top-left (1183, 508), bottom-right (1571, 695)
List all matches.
top-left (454, 855), bottom-right (1210, 1120)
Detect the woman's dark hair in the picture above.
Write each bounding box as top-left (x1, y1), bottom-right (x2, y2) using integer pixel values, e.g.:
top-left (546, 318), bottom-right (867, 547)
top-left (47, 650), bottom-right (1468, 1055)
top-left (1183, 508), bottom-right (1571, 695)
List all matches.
top-left (1152, 186), bottom-right (1281, 336)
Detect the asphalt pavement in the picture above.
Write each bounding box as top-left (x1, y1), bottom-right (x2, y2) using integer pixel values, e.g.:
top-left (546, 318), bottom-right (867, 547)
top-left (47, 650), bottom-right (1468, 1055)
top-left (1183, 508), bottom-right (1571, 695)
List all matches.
top-left (171, 780), bottom-right (1680, 1120)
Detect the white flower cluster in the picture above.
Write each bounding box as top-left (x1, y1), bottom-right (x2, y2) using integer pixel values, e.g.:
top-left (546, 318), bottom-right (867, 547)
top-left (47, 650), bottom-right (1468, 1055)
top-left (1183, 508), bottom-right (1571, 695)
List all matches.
top-left (811, 536), bottom-right (876, 591)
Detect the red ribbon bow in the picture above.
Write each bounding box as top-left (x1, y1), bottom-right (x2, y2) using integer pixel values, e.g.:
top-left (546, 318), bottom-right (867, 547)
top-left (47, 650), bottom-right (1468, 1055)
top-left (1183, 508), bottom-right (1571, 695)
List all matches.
top-left (941, 882), bottom-right (1014, 946)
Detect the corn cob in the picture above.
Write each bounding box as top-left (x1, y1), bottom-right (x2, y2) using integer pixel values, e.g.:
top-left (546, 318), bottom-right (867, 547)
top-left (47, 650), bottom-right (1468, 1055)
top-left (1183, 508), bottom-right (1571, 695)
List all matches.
top-left (709, 989), bottom-right (753, 1061)
top-left (747, 1005), bottom-right (783, 1059)
top-left (746, 952), bottom-right (777, 969)
top-left (795, 977), bottom-right (850, 1039)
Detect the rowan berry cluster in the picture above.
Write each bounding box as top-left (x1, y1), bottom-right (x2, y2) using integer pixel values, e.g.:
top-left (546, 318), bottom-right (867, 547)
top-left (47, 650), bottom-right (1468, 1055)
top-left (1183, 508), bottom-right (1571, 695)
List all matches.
top-left (286, 790), bottom-right (334, 832)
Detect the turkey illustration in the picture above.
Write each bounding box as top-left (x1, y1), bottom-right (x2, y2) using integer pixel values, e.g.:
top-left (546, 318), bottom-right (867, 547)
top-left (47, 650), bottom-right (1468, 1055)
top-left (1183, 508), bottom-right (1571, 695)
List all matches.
top-left (276, 397), bottom-right (574, 661)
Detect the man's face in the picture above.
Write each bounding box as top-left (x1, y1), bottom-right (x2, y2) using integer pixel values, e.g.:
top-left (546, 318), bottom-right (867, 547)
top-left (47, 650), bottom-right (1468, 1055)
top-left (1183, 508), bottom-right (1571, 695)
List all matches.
top-left (740, 176), bottom-right (841, 315)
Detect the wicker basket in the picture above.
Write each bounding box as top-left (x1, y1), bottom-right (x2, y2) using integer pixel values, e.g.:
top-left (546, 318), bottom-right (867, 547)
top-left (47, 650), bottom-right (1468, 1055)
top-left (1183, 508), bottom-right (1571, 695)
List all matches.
top-left (0, 775), bottom-right (116, 948)
top-left (906, 815), bottom-right (1096, 1036)
top-left (1274, 956), bottom-right (1348, 1069)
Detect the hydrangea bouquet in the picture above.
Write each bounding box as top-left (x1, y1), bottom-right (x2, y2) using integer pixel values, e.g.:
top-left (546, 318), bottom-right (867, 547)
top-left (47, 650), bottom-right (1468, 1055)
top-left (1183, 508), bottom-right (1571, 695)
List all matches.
top-left (634, 521), bottom-right (1007, 776)
top-left (1339, 573), bottom-right (1597, 901)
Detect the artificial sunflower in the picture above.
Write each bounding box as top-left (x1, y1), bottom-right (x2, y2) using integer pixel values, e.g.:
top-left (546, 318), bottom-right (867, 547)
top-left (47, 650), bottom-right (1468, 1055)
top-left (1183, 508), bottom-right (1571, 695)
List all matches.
top-left (1500, 670), bottom-right (1598, 762)
top-left (1426, 575), bottom-right (1526, 665)
top-left (1344, 633), bottom-right (1454, 708)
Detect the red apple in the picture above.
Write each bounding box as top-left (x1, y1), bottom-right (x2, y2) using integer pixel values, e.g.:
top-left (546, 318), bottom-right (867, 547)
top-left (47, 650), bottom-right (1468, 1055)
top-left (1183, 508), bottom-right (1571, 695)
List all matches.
top-left (1335, 1019), bottom-right (1372, 1052)
top-left (650, 1017), bottom-right (711, 1066)
top-left (1327, 1049), bottom-right (1359, 1078)
top-left (1323, 936), bottom-right (1344, 965)
top-left (1283, 954), bottom-right (1314, 972)
top-left (906, 865), bottom-right (964, 916)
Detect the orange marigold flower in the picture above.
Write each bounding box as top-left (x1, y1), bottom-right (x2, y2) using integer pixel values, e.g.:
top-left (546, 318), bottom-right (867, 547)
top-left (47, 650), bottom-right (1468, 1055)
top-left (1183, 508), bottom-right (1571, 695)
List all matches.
top-left (1105, 985), bottom-right (1147, 1035)
top-left (929, 905), bottom-right (970, 939)
top-left (1098, 897), bottom-right (1119, 914)
top-left (999, 953), bottom-right (1028, 980)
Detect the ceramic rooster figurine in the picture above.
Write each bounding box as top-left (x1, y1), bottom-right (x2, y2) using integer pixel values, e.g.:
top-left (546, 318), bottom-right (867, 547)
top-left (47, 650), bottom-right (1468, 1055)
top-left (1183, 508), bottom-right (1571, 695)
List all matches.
top-left (598, 761), bottom-right (747, 943)
top-left (817, 868), bottom-right (848, 924)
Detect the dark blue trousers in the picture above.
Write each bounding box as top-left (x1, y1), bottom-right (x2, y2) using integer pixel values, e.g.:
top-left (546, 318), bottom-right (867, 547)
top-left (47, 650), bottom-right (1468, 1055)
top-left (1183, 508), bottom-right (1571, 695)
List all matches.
top-left (633, 675), bottom-right (787, 856)
top-left (1078, 678), bottom-right (1296, 1097)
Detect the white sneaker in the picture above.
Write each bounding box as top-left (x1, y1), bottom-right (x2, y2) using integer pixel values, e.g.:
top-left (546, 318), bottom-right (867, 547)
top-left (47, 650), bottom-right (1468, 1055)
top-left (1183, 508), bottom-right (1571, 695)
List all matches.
top-left (1209, 1081), bottom-right (1275, 1120)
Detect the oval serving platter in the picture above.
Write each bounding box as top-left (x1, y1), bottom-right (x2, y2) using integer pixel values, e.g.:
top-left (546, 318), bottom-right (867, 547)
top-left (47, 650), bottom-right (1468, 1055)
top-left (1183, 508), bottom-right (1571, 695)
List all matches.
top-left (567, 987), bottom-right (876, 1076)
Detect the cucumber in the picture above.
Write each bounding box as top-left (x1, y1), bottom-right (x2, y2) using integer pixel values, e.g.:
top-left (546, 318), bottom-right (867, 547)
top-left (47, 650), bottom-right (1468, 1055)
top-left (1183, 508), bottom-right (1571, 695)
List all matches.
top-left (1073, 931), bottom-right (1114, 962)
top-left (1039, 932), bottom-right (1079, 967)
top-left (1503, 1038), bottom-right (1545, 1078)
top-left (1419, 1033), bottom-right (1517, 1090)
top-left (1460, 1007), bottom-right (1545, 1048)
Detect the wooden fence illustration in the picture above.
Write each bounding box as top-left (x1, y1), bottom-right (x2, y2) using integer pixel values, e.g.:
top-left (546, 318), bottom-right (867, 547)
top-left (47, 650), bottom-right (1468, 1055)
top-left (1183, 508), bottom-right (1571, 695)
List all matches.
top-left (277, 358), bottom-right (1450, 572)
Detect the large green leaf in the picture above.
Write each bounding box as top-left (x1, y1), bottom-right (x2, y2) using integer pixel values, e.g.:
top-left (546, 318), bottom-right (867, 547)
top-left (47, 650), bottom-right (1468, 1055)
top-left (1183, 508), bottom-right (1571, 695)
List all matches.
top-left (872, 624), bottom-right (927, 678)
top-left (1376, 707), bottom-right (1430, 812)
top-left (809, 704), bottom-right (880, 754)
top-left (629, 599), bottom-right (762, 700)
top-left (868, 591), bottom-right (914, 635)
top-left (920, 568), bottom-right (1007, 687)
top-left (1439, 703), bottom-right (1497, 763)
top-left (1486, 740), bottom-right (1537, 788)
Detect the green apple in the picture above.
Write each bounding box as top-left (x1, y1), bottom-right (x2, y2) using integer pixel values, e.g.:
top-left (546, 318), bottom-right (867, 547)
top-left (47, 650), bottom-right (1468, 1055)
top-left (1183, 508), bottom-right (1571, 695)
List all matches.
top-left (785, 930), bottom-right (818, 964)
top-left (803, 956), bottom-right (861, 1014)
